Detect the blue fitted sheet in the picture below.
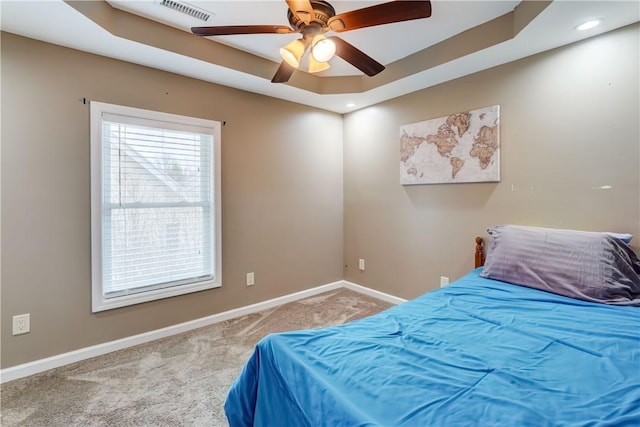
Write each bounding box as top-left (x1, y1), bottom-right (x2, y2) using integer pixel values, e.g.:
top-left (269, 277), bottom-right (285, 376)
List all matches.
top-left (225, 270), bottom-right (640, 426)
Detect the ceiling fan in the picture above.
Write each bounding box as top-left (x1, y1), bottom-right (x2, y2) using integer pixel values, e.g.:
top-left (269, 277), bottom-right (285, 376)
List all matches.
top-left (191, 0), bottom-right (432, 83)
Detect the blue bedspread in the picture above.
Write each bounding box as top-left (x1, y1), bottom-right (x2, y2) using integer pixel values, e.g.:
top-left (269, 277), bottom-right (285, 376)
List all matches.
top-left (225, 270), bottom-right (640, 426)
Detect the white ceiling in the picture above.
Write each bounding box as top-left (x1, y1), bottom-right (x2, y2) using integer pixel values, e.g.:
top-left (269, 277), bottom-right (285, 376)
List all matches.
top-left (107, 0), bottom-right (521, 76)
top-left (1, 1), bottom-right (638, 113)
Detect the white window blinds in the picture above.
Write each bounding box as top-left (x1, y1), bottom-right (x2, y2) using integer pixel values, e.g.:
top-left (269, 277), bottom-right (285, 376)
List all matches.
top-left (91, 102), bottom-right (221, 312)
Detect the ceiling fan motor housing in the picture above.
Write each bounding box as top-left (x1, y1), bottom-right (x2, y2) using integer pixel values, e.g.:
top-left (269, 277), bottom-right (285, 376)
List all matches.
top-left (287, 0), bottom-right (336, 36)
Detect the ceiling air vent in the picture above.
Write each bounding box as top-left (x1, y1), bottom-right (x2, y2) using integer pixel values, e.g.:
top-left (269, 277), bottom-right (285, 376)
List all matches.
top-left (159, 0), bottom-right (211, 22)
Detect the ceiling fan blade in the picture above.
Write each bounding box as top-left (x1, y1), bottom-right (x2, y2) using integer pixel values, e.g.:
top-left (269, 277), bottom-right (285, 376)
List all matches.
top-left (328, 0), bottom-right (432, 32)
top-left (328, 36), bottom-right (385, 77)
top-left (286, 0), bottom-right (315, 25)
top-left (191, 25), bottom-right (294, 36)
top-left (271, 61), bottom-right (296, 83)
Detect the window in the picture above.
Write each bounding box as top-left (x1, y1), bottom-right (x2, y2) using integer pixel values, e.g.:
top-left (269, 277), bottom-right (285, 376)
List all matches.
top-left (90, 102), bottom-right (221, 312)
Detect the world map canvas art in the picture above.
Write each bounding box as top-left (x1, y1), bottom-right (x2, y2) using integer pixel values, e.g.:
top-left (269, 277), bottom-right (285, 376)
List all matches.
top-left (400, 105), bottom-right (500, 185)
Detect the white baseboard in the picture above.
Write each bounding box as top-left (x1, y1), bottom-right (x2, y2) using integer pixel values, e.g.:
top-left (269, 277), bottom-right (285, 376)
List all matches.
top-left (0, 280), bottom-right (401, 384)
top-left (342, 280), bottom-right (407, 305)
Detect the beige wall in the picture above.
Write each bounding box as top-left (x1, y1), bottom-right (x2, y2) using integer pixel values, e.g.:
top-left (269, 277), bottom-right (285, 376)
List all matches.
top-left (2, 23), bottom-right (639, 370)
top-left (1, 33), bottom-right (344, 368)
top-left (343, 24), bottom-right (640, 299)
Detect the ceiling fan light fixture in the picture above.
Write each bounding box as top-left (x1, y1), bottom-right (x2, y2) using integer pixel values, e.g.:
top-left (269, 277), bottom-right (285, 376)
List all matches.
top-left (310, 35), bottom-right (336, 63)
top-left (280, 39), bottom-right (307, 67)
top-left (308, 55), bottom-right (330, 73)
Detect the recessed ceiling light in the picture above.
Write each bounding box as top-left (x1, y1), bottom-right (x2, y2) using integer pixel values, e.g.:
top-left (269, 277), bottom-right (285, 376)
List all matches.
top-left (576, 19), bottom-right (601, 31)
top-left (346, 103), bottom-right (356, 108)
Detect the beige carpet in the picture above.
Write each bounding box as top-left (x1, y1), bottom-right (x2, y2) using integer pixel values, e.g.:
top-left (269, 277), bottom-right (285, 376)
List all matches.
top-left (1, 289), bottom-right (393, 426)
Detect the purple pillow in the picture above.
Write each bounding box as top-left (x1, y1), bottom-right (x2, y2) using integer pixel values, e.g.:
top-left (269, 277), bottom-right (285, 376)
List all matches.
top-left (480, 225), bottom-right (640, 306)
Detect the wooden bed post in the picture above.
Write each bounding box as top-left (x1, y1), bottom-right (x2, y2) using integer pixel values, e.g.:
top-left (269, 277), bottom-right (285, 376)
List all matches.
top-left (475, 237), bottom-right (485, 268)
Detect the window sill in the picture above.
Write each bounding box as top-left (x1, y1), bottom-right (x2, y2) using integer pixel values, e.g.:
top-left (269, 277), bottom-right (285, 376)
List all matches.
top-left (91, 279), bottom-right (221, 313)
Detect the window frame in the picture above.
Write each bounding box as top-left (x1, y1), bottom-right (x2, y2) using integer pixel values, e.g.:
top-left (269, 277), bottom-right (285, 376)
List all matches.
top-left (90, 101), bottom-right (222, 312)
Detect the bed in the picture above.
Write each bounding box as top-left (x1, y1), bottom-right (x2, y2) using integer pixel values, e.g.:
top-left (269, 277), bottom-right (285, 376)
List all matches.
top-left (225, 225), bottom-right (640, 426)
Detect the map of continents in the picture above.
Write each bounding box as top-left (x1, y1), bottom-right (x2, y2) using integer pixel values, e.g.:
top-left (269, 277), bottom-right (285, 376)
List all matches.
top-left (400, 105), bottom-right (500, 184)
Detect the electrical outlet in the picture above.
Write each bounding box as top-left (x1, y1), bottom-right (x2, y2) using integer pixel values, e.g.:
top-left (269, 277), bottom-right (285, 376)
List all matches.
top-left (440, 276), bottom-right (449, 288)
top-left (13, 313), bottom-right (30, 335)
top-left (246, 272), bottom-right (255, 286)
top-left (358, 259), bottom-right (365, 271)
